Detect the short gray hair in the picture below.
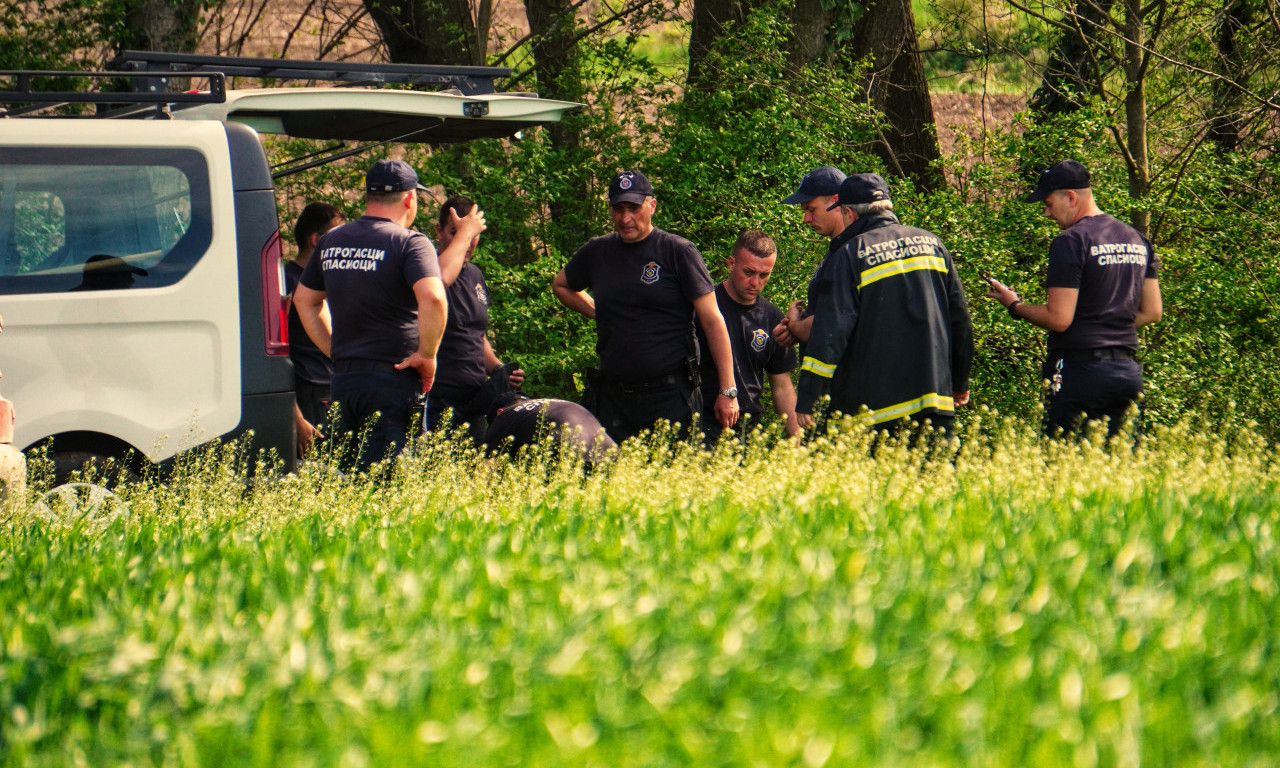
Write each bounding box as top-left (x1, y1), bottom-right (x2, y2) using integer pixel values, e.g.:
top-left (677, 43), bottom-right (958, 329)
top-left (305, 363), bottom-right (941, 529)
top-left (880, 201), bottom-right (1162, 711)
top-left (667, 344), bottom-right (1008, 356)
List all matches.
top-left (846, 199), bottom-right (894, 216)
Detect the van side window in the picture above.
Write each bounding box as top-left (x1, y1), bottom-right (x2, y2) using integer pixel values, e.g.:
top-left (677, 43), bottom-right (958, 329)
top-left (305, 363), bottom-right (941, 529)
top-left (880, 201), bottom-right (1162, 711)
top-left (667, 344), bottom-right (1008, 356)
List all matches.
top-left (0, 147), bottom-right (211, 294)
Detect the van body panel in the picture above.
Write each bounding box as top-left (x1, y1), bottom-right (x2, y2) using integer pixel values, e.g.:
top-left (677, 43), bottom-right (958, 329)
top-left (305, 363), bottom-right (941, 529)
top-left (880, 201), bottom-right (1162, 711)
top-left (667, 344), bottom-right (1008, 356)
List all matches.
top-left (1, 120), bottom-right (251, 463)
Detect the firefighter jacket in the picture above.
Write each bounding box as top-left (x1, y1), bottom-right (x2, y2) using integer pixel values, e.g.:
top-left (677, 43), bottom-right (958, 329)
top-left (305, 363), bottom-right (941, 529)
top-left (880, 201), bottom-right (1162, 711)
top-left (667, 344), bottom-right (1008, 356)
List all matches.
top-left (794, 211), bottom-right (974, 425)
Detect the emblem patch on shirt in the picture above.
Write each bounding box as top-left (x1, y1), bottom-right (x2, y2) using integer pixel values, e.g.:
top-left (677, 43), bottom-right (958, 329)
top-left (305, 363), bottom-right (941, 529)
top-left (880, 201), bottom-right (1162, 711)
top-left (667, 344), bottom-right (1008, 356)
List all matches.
top-left (475, 283), bottom-right (488, 304)
top-left (751, 328), bottom-right (769, 352)
top-left (641, 261), bottom-right (661, 285)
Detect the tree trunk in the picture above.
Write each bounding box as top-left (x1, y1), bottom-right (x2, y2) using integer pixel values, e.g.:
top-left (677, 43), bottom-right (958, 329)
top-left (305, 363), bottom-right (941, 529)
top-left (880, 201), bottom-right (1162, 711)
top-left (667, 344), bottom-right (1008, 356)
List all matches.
top-left (363, 0), bottom-right (480, 65)
top-left (1207, 0), bottom-right (1253, 154)
top-left (689, 0), bottom-right (828, 85)
top-left (1121, 0), bottom-right (1150, 236)
top-left (846, 0), bottom-right (944, 191)
top-left (1029, 0), bottom-right (1114, 116)
top-left (120, 0), bottom-right (205, 53)
top-left (523, 0), bottom-right (591, 253)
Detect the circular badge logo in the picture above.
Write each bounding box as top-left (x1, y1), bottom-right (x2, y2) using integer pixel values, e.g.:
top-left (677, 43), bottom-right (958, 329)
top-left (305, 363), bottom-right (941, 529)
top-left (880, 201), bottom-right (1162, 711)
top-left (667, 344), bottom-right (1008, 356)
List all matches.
top-left (619, 176), bottom-right (633, 190)
top-left (751, 328), bottom-right (769, 352)
top-left (641, 261), bottom-right (660, 285)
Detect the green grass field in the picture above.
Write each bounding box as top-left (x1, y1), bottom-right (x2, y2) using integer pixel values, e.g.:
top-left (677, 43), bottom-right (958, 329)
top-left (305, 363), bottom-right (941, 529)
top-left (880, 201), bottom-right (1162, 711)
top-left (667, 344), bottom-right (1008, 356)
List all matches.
top-left (3, 414), bottom-right (1279, 767)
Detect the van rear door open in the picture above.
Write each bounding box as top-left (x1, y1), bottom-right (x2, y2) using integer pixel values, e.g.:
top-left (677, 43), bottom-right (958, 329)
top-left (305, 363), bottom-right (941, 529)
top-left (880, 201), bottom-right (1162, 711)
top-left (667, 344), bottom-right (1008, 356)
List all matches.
top-left (171, 88), bottom-right (581, 143)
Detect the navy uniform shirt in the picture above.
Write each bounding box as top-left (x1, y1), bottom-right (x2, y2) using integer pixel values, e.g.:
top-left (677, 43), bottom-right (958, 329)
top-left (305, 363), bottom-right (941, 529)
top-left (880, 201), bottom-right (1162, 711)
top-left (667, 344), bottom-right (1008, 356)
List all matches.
top-left (299, 216), bottom-right (440, 363)
top-left (563, 229), bottom-right (714, 381)
top-left (285, 259), bottom-right (333, 385)
top-left (483, 398), bottom-right (617, 463)
top-left (697, 283), bottom-right (797, 417)
top-left (435, 262), bottom-right (490, 392)
top-left (1046, 214), bottom-right (1160, 351)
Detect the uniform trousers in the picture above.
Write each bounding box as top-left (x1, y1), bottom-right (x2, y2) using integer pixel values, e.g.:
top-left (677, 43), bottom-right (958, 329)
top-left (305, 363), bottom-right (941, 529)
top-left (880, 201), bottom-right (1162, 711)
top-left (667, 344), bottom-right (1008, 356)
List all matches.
top-left (331, 365), bottom-right (421, 472)
top-left (1042, 354), bottom-right (1143, 437)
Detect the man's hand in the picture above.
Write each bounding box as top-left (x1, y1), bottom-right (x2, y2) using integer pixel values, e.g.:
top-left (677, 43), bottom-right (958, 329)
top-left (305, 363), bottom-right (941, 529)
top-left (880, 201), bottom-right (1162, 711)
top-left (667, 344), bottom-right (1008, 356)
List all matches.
top-left (985, 277), bottom-right (1019, 307)
top-left (449, 205), bottom-right (487, 240)
top-left (796, 412), bottom-right (816, 430)
top-left (773, 317), bottom-right (795, 346)
top-left (396, 352), bottom-right (438, 392)
top-left (715, 392), bottom-right (740, 429)
top-left (508, 367), bottom-right (526, 389)
top-left (953, 390), bottom-right (970, 407)
top-left (295, 405), bottom-right (323, 455)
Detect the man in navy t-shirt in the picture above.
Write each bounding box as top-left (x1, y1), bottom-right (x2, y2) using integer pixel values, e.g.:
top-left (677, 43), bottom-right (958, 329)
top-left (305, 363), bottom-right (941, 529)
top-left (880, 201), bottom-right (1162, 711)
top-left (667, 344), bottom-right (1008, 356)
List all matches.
top-left (294, 159), bottom-right (448, 471)
top-left (285, 201), bottom-right (344, 455)
top-left (483, 392), bottom-right (616, 467)
top-left (428, 195), bottom-right (525, 443)
top-left (988, 159), bottom-right (1163, 436)
top-left (552, 170), bottom-right (740, 442)
top-left (696, 230), bottom-right (798, 441)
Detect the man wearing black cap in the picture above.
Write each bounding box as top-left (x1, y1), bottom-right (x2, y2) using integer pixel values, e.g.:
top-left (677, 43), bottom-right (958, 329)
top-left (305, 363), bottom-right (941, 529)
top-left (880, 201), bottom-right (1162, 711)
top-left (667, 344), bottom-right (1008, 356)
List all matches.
top-left (775, 165), bottom-right (847, 347)
top-left (987, 159), bottom-right (1162, 437)
top-left (294, 158), bottom-right (448, 471)
top-left (552, 169), bottom-right (739, 442)
top-left (794, 172), bottom-right (974, 434)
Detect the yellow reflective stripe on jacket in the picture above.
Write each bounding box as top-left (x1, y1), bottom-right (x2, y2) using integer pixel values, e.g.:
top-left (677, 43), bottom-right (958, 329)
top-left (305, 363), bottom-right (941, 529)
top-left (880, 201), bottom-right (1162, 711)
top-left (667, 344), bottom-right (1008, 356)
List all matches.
top-left (801, 356), bottom-right (837, 378)
top-left (860, 255), bottom-right (948, 289)
top-left (866, 392), bottom-right (954, 425)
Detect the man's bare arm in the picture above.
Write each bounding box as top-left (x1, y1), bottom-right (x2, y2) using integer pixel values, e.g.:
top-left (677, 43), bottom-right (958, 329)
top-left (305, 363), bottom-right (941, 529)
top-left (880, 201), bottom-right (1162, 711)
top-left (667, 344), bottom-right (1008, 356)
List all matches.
top-left (552, 268), bottom-right (596, 319)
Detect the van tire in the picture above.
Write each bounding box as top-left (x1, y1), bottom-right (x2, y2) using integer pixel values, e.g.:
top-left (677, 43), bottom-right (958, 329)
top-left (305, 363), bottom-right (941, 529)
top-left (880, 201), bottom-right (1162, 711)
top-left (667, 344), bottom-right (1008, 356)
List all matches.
top-left (49, 451), bottom-right (139, 488)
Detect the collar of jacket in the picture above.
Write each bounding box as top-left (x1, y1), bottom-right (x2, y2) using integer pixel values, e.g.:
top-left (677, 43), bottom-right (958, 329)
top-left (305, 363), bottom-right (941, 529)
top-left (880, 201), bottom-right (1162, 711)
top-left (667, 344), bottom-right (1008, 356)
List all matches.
top-left (831, 210), bottom-right (901, 251)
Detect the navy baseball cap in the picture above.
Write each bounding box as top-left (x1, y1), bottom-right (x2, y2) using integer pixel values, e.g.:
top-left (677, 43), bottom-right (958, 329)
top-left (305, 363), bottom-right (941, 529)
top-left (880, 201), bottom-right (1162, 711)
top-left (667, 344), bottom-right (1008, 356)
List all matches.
top-left (826, 173), bottom-right (892, 210)
top-left (781, 165), bottom-right (847, 205)
top-left (365, 159), bottom-right (429, 194)
top-left (1023, 159), bottom-right (1090, 203)
top-left (609, 170), bottom-right (654, 205)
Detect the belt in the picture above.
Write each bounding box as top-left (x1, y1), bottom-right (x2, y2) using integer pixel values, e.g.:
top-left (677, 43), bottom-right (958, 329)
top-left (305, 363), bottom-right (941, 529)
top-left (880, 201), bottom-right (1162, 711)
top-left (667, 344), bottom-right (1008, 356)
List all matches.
top-left (1050, 348), bottom-right (1135, 362)
top-left (334, 358), bottom-right (405, 374)
top-left (612, 372), bottom-right (684, 393)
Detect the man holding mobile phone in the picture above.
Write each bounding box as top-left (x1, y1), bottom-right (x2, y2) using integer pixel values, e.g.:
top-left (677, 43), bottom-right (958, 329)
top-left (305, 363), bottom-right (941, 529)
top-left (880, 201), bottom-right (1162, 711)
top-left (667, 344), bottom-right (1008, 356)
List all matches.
top-left (987, 159), bottom-right (1162, 437)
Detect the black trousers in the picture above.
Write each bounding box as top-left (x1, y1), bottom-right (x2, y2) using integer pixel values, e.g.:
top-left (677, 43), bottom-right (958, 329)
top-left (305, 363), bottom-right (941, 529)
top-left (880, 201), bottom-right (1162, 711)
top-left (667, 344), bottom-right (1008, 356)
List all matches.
top-left (295, 378), bottom-right (333, 431)
top-left (584, 372), bottom-right (701, 444)
top-left (1042, 355), bottom-right (1143, 437)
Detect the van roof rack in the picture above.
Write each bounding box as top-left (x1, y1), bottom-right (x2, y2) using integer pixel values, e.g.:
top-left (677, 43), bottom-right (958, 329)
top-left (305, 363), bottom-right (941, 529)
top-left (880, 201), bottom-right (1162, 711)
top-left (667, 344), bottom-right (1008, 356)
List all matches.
top-left (0, 51), bottom-right (516, 117)
top-left (109, 50), bottom-right (511, 96)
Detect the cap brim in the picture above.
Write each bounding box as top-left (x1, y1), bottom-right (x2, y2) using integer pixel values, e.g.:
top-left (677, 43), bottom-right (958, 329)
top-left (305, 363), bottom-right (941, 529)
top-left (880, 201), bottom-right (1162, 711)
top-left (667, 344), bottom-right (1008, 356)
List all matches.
top-left (780, 191), bottom-right (813, 205)
top-left (826, 200), bottom-right (842, 211)
top-left (415, 183), bottom-right (430, 192)
top-left (610, 192), bottom-right (650, 205)
top-left (1022, 187), bottom-right (1050, 203)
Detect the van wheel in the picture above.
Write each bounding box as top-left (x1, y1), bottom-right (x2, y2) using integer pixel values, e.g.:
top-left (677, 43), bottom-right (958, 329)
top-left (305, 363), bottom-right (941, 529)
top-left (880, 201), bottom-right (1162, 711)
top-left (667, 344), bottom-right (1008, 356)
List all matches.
top-left (49, 451), bottom-right (139, 488)
top-left (35, 482), bottom-right (129, 530)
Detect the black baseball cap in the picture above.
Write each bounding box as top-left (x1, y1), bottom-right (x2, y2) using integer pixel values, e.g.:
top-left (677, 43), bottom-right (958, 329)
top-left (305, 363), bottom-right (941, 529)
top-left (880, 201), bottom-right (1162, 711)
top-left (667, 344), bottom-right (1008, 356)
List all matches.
top-left (826, 173), bottom-right (892, 210)
top-left (781, 165), bottom-right (846, 205)
top-left (1023, 159), bottom-right (1090, 203)
top-left (365, 159), bottom-right (429, 194)
top-left (609, 170), bottom-right (654, 205)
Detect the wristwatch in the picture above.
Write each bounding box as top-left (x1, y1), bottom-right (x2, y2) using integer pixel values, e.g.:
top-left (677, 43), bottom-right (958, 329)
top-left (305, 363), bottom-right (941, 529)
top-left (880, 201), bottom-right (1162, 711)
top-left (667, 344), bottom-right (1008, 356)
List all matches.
top-left (718, 387), bottom-right (738, 399)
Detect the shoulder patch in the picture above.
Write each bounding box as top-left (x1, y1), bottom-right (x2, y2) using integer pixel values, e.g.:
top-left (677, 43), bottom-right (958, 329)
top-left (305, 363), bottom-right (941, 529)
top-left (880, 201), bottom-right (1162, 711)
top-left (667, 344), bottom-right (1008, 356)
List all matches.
top-left (641, 261), bottom-right (661, 285)
top-left (474, 281), bottom-right (488, 304)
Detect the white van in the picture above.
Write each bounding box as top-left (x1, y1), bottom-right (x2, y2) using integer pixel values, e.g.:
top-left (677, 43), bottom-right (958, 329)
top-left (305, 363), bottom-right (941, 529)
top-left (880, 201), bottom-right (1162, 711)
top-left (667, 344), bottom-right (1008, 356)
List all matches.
top-left (0, 52), bottom-right (579, 482)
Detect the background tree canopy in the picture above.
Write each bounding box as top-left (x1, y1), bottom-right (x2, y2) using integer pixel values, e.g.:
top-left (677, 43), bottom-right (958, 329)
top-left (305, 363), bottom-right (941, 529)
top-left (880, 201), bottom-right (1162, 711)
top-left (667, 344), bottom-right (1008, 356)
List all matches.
top-left (8, 0), bottom-right (1280, 438)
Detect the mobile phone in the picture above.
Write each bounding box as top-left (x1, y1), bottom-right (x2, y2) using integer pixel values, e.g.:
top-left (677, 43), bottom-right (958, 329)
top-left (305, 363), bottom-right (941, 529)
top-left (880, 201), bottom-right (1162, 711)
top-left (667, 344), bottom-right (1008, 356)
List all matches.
top-left (979, 270), bottom-right (997, 285)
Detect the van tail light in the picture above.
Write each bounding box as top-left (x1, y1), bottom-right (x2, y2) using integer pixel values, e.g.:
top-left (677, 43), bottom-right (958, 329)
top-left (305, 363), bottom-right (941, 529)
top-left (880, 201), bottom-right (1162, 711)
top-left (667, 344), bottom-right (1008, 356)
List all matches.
top-left (261, 229), bottom-right (289, 356)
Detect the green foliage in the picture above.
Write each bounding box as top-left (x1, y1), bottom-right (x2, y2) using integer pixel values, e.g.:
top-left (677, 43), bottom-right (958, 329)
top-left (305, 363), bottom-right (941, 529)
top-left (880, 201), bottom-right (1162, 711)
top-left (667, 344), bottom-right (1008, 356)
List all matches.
top-left (652, 4), bottom-right (880, 294)
top-left (5, 419), bottom-right (1280, 765)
